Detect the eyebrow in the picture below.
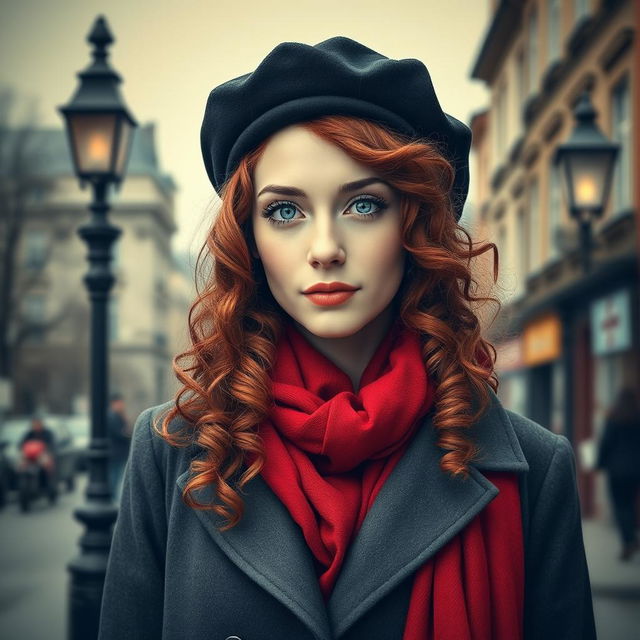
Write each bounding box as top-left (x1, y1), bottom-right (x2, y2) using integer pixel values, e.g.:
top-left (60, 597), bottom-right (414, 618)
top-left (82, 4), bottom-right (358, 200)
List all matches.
top-left (256, 177), bottom-right (389, 198)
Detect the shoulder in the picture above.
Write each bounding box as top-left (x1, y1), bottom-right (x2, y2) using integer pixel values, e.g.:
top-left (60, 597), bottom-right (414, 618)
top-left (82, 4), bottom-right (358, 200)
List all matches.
top-left (132, 400), bottom-right (193, 441)
top-left (129, 400), bottom-right (198, 484)
top-left (470, 391), bottom-right (569, 477)
top-left (504, 409), bottom-right (577, 505)
top-left (504, 409), bottom-right (565, 462)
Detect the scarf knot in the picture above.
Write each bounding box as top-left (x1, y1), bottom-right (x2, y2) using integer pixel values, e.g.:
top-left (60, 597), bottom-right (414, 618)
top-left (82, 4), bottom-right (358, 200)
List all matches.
top-left (268, 317), bottom-right (434, 474)
top-left (255, 318), bottom-right (523, 639)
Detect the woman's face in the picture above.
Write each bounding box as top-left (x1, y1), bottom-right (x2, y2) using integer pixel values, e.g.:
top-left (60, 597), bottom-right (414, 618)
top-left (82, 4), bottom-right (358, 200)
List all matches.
top-left (251, 125), bottom-right (406, 339)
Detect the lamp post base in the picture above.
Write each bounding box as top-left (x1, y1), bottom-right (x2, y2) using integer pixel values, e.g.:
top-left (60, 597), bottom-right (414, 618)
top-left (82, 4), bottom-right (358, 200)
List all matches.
top-left (67, 540), bottom-right (114, 640)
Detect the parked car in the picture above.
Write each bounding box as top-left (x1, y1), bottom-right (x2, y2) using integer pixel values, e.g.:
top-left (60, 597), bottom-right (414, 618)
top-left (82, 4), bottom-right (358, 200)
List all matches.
top-left (44, 416), bottom-right (79, 490)
top-left (0, 416), bottom-right (78, 495)
top-left (0, 417), bottom-right (30, 492)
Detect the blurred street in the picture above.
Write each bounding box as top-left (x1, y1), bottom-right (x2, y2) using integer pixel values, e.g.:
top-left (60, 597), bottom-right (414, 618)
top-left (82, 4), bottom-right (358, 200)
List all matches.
top-left (584, 518), bottom-right (640, 639)
top-left (0, 475), bottom-right (84, 640)
top-left (0, 0), bottom-right (639, 639)
top-left (0, 475), bottom-right (638, 640)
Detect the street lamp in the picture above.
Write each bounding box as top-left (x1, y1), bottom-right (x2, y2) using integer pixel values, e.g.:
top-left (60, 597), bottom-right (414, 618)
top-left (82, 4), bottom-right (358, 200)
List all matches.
top-left (554, 91), bottom-right (619, 273)
top-left (58, 15), bottom-right (136, 640)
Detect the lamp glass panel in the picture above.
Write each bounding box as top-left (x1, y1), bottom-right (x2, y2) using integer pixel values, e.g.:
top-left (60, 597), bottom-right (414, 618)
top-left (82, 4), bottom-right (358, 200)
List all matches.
top-left (69, 114), bottom-right (117, 174)
top-left (114, 119), bottom-right (133, 178)
top-left (559, 160), bottom-right (573, 214)
top-left (565, 152), bottom-right (608, 210)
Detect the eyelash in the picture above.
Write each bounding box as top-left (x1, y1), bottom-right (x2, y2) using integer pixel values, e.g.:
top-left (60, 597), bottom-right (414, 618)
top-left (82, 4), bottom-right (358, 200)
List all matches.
top-left (260, 194), bottom-right (389, 226)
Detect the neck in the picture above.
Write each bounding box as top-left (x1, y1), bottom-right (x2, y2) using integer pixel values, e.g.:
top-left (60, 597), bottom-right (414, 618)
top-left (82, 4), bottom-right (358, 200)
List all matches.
top-left (293, 305), bottom-right (397, 392)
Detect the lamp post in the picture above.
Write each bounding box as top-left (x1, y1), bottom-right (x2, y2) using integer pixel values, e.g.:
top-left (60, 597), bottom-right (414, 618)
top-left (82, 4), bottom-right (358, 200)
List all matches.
top-left (58, 15), bottom-right (136, 640)
top-left (554, 91), bottom-right (619, 273)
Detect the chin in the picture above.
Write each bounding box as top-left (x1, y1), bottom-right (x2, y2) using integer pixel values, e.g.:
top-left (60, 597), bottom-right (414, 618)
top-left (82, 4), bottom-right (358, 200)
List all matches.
top-left (292, 310), bottom-right (382, 341)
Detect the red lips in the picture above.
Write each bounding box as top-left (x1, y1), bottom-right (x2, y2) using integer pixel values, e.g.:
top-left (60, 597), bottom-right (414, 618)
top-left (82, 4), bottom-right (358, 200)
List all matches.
top-left (302, 281), bottom-right (359, 294)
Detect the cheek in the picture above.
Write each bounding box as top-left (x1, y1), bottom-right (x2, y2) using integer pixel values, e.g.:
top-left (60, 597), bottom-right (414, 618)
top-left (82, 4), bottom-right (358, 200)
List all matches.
top-left (367, 228), bottom-right (405, 278)
top-left (254, 234), bottom-right (295, 287)
top-left (384, 240), bottom-right (405, 272)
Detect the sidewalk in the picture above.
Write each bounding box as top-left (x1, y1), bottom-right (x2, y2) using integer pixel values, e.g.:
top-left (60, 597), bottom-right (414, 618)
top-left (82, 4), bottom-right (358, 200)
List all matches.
top-left (582, 518), bottom-right (640, 599)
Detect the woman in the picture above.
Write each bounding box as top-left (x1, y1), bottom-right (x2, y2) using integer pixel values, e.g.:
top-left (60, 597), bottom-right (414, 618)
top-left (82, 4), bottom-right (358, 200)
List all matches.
top-left (99, 37), bottom-right (596, 639)
top-left (597, 387), bottom-right (640, 561)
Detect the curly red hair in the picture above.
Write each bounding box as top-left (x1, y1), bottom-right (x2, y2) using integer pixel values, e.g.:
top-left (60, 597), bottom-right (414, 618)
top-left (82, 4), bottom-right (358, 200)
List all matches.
top-left (156, 115), bottom-right (500, 530)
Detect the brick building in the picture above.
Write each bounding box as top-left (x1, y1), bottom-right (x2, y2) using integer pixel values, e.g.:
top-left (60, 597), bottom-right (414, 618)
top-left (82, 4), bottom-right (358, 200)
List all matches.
top-left (470, 0), bottom-right (639, 516)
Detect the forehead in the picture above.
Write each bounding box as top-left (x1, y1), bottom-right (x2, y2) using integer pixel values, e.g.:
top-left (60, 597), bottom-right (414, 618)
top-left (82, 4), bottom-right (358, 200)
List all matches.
top-left (253, 125), bottom-right (374, 190)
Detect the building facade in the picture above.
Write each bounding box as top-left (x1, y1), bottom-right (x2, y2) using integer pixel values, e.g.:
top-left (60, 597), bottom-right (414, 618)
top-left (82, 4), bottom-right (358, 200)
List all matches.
top-left (9, 124), bottom-right (194, 422)
top-left (470, 0), bottom-right (638, 517)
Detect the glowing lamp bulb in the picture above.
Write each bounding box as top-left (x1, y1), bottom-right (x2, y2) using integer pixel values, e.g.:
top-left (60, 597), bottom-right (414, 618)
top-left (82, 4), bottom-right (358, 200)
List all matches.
top-left (576, 177), bottom-right (596, 203)
top-left (88, 134), bottom-right (109, 161)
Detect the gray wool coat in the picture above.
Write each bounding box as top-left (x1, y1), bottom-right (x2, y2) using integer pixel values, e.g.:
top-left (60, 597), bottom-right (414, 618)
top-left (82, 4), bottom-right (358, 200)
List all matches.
top-left (98, 389), bottom-right (597, 640)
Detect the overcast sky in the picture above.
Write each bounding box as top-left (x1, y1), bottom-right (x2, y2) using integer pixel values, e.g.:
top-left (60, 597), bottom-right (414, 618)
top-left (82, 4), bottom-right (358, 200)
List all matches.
top-left (0, 0), bottom-right (491, 258)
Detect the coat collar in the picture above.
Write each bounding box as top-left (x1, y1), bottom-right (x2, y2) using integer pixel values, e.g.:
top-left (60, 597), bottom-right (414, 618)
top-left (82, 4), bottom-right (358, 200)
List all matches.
top-left (176, 387), bottom-right (528, 640)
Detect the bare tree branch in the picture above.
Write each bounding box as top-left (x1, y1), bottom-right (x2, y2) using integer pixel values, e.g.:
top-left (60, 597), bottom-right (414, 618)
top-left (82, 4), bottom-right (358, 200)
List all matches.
top-left (0, 85), bottom-right (56, 379)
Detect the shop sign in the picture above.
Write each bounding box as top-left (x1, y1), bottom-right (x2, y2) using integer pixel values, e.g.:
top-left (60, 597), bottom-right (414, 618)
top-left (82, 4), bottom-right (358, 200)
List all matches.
top-left (523, 313), bottom-right (562, 366)
top-left (591, 288), bottom-right (631, 355)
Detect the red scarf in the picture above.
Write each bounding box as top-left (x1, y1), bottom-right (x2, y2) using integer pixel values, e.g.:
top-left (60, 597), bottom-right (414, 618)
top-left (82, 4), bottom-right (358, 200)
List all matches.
top-left (257, 318), bottom-right (524, 638)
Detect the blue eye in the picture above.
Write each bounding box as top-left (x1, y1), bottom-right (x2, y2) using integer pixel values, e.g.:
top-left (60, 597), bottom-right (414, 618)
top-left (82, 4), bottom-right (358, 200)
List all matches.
top-left (261, 200), bottom-right (301, 225)
top-left (347, 195), bottom-right (388, 220)
top-left (355, 200), bottom-right (374, 214)
top-left (278, 205), bottom-right (297, 220)
top-left (260, 194), bottom-right (389, 226)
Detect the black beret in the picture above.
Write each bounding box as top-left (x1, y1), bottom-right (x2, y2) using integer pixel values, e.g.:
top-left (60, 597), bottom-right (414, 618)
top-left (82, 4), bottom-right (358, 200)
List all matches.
top-left (200, 36), bottom-right (471, 221)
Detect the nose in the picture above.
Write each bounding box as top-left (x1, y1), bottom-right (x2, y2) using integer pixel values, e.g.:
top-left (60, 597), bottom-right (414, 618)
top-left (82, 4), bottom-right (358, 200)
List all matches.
top-left (306, 218), bottom-right (346, 269)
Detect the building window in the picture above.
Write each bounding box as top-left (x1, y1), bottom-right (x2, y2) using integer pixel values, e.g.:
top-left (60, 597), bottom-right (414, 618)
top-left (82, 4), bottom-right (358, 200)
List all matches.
top-left (529, 178), bottom-right (540, 270)
top-left (548, 162), bottom-right (562, 260)
top-left (610, 75), bottom-right (631, 212)
top-left (548, 0), bottom-right (561, 63)
top-left (23, 294), bottom-right (46, 342)
top-left (516, 49), bottom-right (526, 124)
top-left (517, 207), bottom-right (530, 290)
top-left (154, 332), bottom-right (167, 348)
top-left (528, 8), bottom-right (539, 94)
top-left (498, 223), bottom-right (508, 268)
top-left (574, 0), bottom-right (589, 23)
top-left (24, 229), bottom-right (48, 270)
top-left (495, 82), bottom-right (508, 161)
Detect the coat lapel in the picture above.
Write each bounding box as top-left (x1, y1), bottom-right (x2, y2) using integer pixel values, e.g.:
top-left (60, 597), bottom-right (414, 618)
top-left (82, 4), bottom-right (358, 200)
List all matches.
top-left (328, 388), bottom-right (529, 636)
top-left (176, 462), bottom-right (333, 640)
top-left (176, 388), bottom-right (529, 640)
